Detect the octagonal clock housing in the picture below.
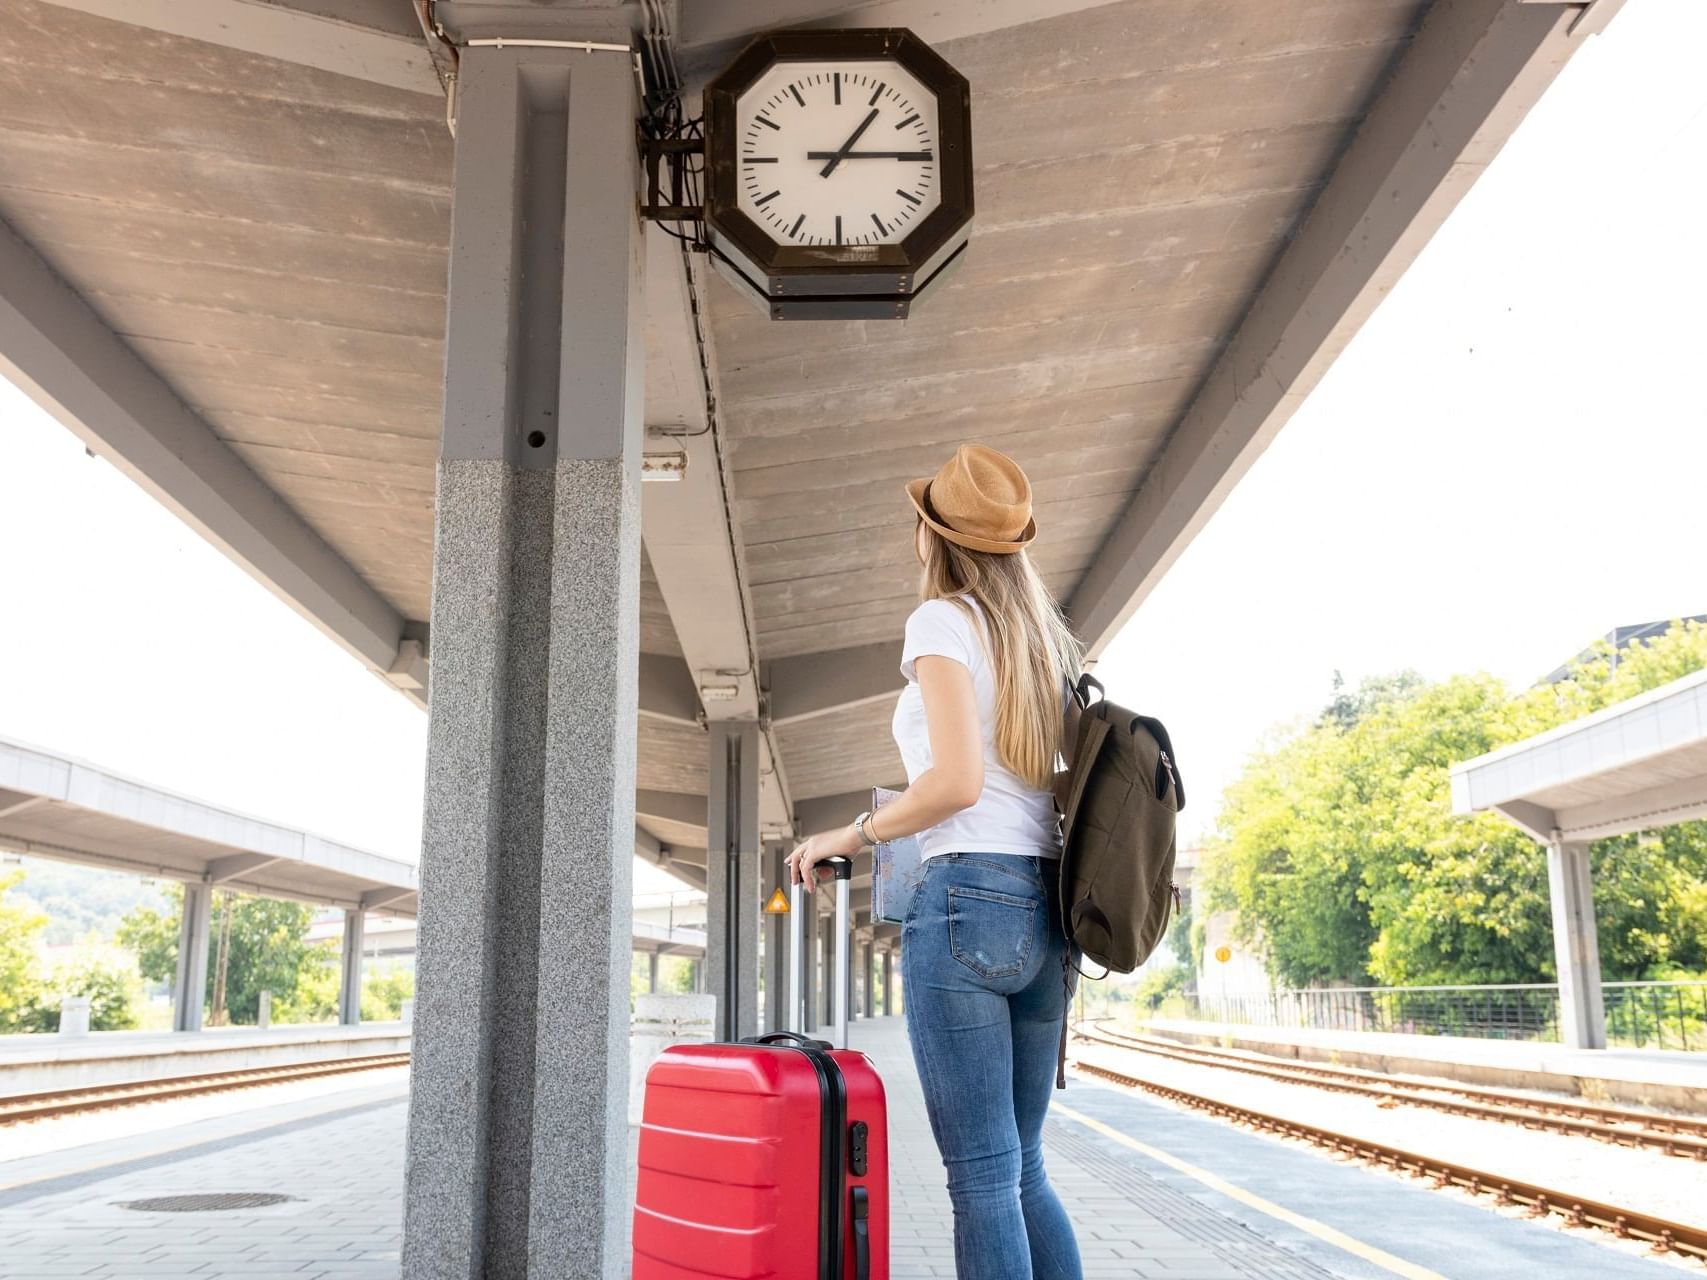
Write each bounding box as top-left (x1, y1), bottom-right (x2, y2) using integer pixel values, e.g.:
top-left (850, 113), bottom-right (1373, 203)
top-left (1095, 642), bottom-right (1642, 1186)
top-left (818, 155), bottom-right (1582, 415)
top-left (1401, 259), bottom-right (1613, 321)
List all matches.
top-left (703, 28), bottom-right (973, 320)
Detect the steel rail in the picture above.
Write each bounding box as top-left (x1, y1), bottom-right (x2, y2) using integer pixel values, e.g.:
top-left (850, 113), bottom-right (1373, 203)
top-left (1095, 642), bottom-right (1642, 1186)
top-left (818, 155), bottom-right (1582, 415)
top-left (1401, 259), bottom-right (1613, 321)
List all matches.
top-left (0, 1052), bottom-right (412, 1125)
top-left (1070, 1055), bottom-right (1707, 1264)
top-left (1076, 1023), bottom-right (1707, 1159)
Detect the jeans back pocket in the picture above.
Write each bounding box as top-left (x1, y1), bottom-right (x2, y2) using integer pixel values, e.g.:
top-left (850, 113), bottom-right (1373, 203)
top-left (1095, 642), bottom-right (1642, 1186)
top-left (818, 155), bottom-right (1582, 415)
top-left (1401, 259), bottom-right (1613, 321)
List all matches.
top-left (947, 885), bottom-right (1036, 980)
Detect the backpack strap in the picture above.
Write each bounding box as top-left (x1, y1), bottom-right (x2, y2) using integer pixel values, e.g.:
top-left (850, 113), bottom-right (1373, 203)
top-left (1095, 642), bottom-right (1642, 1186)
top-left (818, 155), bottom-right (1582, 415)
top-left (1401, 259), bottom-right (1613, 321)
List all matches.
top-left (1060, 706), bottom-right (1110, 840)
top-left (1072, 671), bottom-right (1104, 710)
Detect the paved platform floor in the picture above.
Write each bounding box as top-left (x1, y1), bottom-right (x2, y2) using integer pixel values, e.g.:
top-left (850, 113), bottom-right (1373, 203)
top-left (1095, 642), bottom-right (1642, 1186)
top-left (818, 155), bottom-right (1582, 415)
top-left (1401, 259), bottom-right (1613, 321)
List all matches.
top-left (0, 1017), bottom-right (1684, 1278)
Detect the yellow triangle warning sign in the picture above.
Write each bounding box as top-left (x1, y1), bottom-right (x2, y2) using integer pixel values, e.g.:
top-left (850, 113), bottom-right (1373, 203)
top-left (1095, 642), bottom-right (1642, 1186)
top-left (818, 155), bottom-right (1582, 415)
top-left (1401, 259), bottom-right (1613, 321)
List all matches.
top-left (763, 886), bottom-right (790, 914)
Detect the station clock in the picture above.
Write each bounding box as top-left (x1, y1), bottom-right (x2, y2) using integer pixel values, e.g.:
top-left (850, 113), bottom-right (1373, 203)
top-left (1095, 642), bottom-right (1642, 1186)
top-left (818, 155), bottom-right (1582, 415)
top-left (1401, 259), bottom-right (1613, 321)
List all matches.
top-left (702, 29), bottom-right (973, 320)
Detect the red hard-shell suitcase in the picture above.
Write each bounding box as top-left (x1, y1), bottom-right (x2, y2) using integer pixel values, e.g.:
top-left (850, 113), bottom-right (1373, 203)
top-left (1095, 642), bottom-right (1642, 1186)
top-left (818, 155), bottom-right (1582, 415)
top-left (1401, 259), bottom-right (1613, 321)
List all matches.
top-left (633, 857), bottom-right (888, 1279)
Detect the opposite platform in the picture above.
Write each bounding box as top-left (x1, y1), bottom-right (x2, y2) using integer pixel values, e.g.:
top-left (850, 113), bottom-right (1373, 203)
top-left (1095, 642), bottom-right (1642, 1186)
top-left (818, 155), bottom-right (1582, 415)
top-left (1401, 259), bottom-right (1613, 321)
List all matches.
top-left (1142, 1018), bottom-right (1707, 1114)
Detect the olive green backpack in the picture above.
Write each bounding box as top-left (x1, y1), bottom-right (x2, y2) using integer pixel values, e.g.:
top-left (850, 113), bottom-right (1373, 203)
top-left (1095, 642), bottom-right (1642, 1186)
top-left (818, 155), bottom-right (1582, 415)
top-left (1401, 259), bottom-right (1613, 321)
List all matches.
top-left (1056, 673), bottom-right (1186, 975)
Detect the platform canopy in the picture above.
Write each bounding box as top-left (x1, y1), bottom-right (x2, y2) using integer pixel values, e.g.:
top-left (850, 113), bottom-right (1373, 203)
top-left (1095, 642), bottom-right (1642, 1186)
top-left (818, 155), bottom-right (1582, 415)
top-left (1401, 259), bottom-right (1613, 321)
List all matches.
top-left (0, 734), bottom-right (419, 916)
top-left (1450, 668), bottom-right (1707, 844)
top-left (0, 0), bottom-right (1624, 892)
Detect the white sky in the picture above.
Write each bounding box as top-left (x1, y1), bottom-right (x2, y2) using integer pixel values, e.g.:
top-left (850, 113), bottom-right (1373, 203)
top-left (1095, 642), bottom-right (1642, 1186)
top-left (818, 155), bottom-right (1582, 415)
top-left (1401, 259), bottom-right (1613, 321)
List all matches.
top-left (0, 0), bottom-right (1702, 873)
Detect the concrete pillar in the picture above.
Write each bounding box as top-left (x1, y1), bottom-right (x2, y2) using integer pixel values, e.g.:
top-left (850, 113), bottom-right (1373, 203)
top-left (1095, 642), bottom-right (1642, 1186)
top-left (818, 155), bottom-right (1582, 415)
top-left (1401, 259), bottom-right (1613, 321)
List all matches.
top-left (882, 949), bottom-right (894, 1018)
top-left (339, 909), bottom-right (365, 1026)
top-left (173, 882), bottom-right (211, 1033)
top-left (763, 843), bottom-right (788, 1034)
top-left (1548, 839), bottom-right (1607, 1049)
top-left (257, 989), bottom-right (272, 1030)
top-left (647, 951), bottom-right (660, 995)
top-left (400, 33), bottom-right (644, 1280)
top-left (706, 722), bottom-right (760, 1042)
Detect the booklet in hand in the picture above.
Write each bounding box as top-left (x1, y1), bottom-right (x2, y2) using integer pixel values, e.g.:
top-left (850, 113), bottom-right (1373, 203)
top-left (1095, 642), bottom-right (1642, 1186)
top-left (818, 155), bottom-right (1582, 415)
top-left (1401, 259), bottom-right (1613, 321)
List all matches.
top-left (871, 786), bottom-right (927, 925)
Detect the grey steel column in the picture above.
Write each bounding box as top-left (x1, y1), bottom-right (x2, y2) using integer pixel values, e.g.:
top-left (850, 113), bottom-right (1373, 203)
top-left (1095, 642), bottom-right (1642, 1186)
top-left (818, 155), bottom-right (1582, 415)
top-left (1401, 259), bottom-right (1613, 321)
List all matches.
top-left (1548, 838), bottom-right (1607, 1049)
top-left (821, 910), bottom-right (835, 1028)
top-left (647, 951), bottom-right (659, 995)
top-left (861, 942), bottom-right (875, 1020)
top-left (882, 949), bottom-right (894, 1018)
top-left (172, 882), bottom-right (211, 1033)
top-left (338, 908), bottom-right (365, 1025)
top-left (706, 722), bottom-right (760, 1041)
top-left (764, 842), bottom-right (788, 1033)
top-left (401, 37), bottom-right (644, 1280)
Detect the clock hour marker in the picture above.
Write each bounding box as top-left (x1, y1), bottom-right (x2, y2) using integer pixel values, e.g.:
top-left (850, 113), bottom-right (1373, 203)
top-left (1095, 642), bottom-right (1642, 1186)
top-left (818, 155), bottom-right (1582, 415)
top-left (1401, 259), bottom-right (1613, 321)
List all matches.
top-left (789, 214), bottom-right (805, 237)
top-left (894, 113), bottom-right (919, 130)
top-left (871, 212), bottom-right (887, 235)
top-left (897, 189), bottom-right (921, 205)
top-left (835, 215), bottom-right (842, 245)
top-left (745, 156), bottom-right (778, 163)
top-left (755, 190), bottom-right (780, 207)
top-left (756, 114), bottom-right (780, 130)
top-left (869, 82), bottom-right (886, 106)
top-left (789, 84), bottom-right (805, 107)
top-left (833, 72), bottom-right (841, 104)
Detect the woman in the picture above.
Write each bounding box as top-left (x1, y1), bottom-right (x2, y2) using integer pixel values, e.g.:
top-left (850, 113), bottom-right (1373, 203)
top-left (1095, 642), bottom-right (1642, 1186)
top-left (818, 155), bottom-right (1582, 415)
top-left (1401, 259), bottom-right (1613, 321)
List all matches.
top-left (787, 443), bottom-right (1085, 1280)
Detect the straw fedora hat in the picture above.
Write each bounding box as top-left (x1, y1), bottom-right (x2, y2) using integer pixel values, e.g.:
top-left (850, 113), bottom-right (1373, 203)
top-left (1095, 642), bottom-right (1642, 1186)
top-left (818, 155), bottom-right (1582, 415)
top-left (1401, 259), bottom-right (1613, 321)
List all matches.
top-left (906, 444), bottom-right (1036, 555)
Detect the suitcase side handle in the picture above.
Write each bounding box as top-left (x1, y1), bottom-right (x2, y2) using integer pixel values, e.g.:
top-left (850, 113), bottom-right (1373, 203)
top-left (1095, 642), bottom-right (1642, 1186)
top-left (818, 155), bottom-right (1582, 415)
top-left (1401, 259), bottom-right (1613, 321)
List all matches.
top-left (850, 1186), bottom-right (870, 1280)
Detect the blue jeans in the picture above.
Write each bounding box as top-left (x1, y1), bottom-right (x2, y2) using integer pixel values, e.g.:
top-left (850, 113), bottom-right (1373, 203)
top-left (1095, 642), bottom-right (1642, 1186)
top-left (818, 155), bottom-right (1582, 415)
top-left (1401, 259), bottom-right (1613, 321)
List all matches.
top-left (901, 852), bottom-right (1083, 1280)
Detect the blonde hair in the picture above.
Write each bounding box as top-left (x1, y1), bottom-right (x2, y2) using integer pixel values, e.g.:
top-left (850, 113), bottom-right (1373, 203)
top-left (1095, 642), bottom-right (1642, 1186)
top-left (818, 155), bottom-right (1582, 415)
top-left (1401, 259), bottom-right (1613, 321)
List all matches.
top-left (917, 520), bottom-right (1084, 789)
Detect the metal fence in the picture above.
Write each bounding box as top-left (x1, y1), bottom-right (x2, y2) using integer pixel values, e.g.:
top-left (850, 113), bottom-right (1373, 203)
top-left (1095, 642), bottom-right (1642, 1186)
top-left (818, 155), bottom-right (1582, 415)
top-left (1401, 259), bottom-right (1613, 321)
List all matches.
top-left (1173, 981), bottom-right (1707, 1050)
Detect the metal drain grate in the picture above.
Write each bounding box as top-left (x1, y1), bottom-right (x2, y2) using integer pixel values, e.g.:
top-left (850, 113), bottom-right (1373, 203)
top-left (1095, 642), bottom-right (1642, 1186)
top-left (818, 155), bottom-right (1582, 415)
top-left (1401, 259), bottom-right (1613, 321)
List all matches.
top-left (116, 1192), bottom-right (296, 1213)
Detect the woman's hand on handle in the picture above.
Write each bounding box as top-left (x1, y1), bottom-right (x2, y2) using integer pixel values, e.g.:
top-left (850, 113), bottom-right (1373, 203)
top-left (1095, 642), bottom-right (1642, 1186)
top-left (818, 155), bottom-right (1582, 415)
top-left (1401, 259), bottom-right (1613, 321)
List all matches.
top-left (785, 824), bottom-right (862, 887)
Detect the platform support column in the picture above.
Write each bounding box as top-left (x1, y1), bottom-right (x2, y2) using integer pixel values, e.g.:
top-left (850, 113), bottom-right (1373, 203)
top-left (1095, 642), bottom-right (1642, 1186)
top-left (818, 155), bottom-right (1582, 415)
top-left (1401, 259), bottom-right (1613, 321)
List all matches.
top-left (861, 942), bottom-right (875, 1019)
top-left (882, 949), bottom-right (894, 1017)
top-left (763, 842), bottom-right (788, 1033)
top-left (339, 908), bottom-right (365, 1025)
top-left (173, 882), bottom-right (211, 1033)
top-left (1548, 838), bottom-right (1606, 1049)
top-left (400, 34), bottom-right (644, 1280)
top-left (647, 951), bottom-right (659, 995)
top-left (821, 909), bottom-right (835, 1027)
top-left (707, 722), bottom-right (760, 1042)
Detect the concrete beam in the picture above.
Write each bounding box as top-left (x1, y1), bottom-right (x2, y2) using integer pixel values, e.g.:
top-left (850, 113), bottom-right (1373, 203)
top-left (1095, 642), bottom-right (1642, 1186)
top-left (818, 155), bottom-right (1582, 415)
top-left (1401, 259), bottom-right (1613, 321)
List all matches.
top-left (35, 0), bottom-right (442, 96)
top-left (793, 790), bottom-right (874, 837)
top-left (767, 642), bottom-right (902, 724)
top-left (1069, 0), bottom-right (1619, 657)
top-left (638, 653), bottom-right (704, 726)
top-left (678, 0), bottom-right (1132, 51)
top-left (640, 227), bottom-right (794, 836)
top-left (0, 215), bottom-right (428, 709)
top-left (636, 790), bottom-right (708, 828)
top-left (205, 852), bottom-right (282, 884)
top-left (361, 885), bottom-right (417, 911)
top-left (1492, 799), bottom-right (1559, 845)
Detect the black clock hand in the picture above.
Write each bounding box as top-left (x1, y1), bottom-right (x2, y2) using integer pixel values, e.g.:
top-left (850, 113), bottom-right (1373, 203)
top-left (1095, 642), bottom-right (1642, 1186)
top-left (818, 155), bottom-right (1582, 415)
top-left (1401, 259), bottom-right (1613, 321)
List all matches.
top-left (806, 150), bottom-right (933, 161)
top-left (817, 109), bottom-right (879, 178)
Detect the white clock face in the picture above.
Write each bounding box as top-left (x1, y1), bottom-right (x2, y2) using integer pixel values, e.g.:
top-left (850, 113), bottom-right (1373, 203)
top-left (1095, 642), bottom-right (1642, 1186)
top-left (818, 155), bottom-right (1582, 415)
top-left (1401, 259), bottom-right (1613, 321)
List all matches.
top-left (735, 59), bottom-right (941, 248)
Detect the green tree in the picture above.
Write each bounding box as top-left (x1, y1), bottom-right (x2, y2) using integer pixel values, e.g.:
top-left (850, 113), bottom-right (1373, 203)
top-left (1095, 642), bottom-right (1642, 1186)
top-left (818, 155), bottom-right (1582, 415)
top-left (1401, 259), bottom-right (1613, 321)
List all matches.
top-left (116, 885), bottom-right (320, 1024)
top-left (361, 967), bottom-right (414, 1021)
top-left (0, 869), bottom-right (48, 1032)
top-left (22, 950), bottom-right (143, 1032)
top-left (272, 941), bottom-right (340, 1024)
top-left (1202, 619), bottom-right (1707, 988)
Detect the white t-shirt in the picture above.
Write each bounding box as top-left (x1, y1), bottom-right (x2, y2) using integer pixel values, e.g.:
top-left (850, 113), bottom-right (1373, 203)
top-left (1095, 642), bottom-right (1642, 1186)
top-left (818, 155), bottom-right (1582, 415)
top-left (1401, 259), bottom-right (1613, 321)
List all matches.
top-left (891, 596), bottom-right (1064, 860)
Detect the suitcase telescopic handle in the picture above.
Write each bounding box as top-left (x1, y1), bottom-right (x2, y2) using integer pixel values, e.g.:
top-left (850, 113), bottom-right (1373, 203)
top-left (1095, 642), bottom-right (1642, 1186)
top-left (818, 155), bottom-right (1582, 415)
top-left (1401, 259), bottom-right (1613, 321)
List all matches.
top-left (786, 856), bottom-right (854, 1046)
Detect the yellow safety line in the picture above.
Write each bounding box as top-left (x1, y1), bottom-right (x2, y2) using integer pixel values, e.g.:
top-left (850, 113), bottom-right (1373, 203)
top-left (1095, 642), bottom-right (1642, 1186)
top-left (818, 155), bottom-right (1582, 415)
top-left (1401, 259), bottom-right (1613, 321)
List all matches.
top-left (1050, 1100), bottom-right (1446, 1280)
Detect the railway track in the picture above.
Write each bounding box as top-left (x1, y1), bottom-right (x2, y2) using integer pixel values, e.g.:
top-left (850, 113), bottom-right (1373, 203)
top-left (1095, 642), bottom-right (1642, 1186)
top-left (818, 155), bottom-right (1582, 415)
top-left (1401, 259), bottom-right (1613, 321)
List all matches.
top-left (0, 1052), bottom-right (412, 1125)
top-left (1075, 1022), bottom-right (1707, 1159)
top-left (1068, 1036), bottom-right (1707, 1264)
